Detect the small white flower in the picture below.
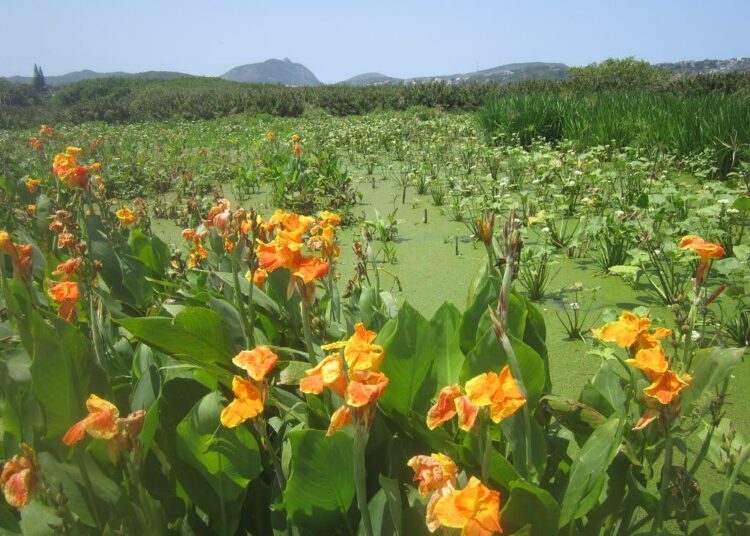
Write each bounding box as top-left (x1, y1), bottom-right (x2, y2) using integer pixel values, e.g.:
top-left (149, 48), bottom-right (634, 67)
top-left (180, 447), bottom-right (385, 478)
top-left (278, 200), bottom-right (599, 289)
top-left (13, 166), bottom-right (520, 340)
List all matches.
top-left (654, 249), bottom-right (661, 255)
top-left (691, 330), bottom-right (701, 341)
top-left (569, 302), bottom-right (580, 310)
top-left (718, 199), bottom-right (730, 205)
top-left (728, 208), bottom-right (740, 214)
top-left (541, 227), bottom-right (550, 233)
top-left (615, 210), bottom-right (625, 217)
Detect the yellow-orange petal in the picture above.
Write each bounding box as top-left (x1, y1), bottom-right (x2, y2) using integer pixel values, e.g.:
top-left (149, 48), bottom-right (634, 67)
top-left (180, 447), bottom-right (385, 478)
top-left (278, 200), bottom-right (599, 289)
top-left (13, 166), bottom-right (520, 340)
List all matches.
top-left (633, 409), bottom-right (659, 431)
top-left (344, 322), bottom-right (384, 371)
top-left (327, 405), bottom-right (353, 436)
top-left (232, 346), bottom-right (278, 382)
top-left (300, 353), bottom-right (346, 397)
top-left (625, 345), bottom-right (668, 374)
top-left (644, 370), bottom-right (691, 405)
top-left (346, 370), bottom-right (389, 407)
top-left (455, 395), bottom-right (479, 431)
top-left (426, 385), bottom-right (461, 430)
top-left (220, 376), bottom-right (264, 428)
top-left (407, 453), bottom-right (458, 496)
top-left (293, 255), bottom-right (329, 284)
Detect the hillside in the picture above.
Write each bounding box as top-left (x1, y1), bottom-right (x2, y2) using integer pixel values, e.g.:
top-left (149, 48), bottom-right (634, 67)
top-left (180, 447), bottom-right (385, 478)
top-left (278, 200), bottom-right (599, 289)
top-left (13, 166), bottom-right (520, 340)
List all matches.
top-left (6, 69), bottom-right (192, 85)
top-left (220, 58), bottom-right (320, 86)
top-left (340, 72), bottom-right (402, 86)
top-left (659, 57), bottom-right (750, 76)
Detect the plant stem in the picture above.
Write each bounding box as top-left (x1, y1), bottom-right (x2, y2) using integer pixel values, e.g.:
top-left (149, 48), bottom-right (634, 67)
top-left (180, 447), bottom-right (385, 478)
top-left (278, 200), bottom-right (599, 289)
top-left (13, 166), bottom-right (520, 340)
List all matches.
top-left (76, 450), bottom-right (105, 531)
top-left (353, 425), bottom-right (374, 536)
top-left (256, 417), bottom-right (286, 490)
top-left (300, 295), bottom-right (318, 364)
top-left (719, 443), bottom-right (750, 532)
top-left (231, 248), bottom-right (253, 348)
top-left (651, 412), bottom-right (673, 535)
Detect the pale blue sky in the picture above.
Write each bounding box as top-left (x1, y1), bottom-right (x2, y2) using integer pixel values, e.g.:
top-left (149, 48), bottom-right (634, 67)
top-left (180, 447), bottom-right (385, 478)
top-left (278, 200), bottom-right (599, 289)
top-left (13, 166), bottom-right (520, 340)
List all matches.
top-left (1, 0), bottom-right (748, 83)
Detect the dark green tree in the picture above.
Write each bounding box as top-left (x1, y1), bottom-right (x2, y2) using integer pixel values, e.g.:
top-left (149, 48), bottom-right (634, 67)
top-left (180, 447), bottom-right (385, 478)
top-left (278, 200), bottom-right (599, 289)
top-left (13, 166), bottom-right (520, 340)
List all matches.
top-left (32, 63), bottom-right (47, 91)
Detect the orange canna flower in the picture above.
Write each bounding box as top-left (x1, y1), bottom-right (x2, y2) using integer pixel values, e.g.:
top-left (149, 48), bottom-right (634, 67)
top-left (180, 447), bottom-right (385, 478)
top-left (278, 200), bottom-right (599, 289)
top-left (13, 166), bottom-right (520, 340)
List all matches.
top-left (633, 408), bottom-right (659, 431)
top-left (644, 369), bottom-right (691, 405)
top-left (293, 143), bottom-right (302, 157)
top-left (25, 204), bottom-right (36, 214)
top-left (248, 268), bottom-right (268, 288)
top-left (407, 453), bottom-right (458, 496)
top-left (1, 445), bottom-right (38, 509)
top-left (181, 228), bottom-right (196, 241)
top-left (257, 237), bottom-right (304, 272)
top-left (321, 322), bottom-right (384, 372)
top-left (679, 235), bottom-right (724, 262)
top-left (52, 257), bottom-right (82, 280)
top-left (299, 353), bottom-right (347, 398)
top-left (220, 376), bottom-right (265, 428)
top-left (592, 312), bottom-right (652, 350)
top-left (625, 344), bottom-right (668, 375)
top-left (292, 255), bottom-right (329, 284)
top-left (426, 385), bottom-right (478, 431)
top-left (57, 232), bottom-right (75, 250)
top-left (291, 134), bottom-right (301, 143)
top-left (28, 137), bottom-right (43, 151)
top-left (0, 235), bottom-right (34, 278)
top-left (346, 370), bottom-right (389, 407)
top-left (318, 210), bottom-right (341, 228)
top-left (25, 178), bottom-right (41, 193)
top-left (232, 346), bottom-right (279, 382)
top-left (327, 405), bottom-right (353, 436)
top-left (63, 395), bottom-right (120, 445)
top-left (0, 231), bottom-right (12, 254)
top-left (60, 165), bottom-right (90, 189)
top-left (90, 162), bottom-right (101, 172)
top-left (39, 124), bottom-right (56, 137)
top-left (465, 366), bottom-right (526, 424)
top-left (48, 280), bottom-right (79, 322)
top-left (116, 207), bottom-right (138, 226)
top-left (224, 237), bottom-right (235, 252)
top-left (432, 476), bottom-right (502, 535)
top-left (266, 131), bottom-right (276, 142)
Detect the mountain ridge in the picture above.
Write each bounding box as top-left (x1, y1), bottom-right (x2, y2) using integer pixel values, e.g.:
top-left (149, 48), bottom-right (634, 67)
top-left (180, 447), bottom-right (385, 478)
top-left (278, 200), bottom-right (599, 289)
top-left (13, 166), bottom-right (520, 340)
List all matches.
top-left (4, 57), bottom-right (750, 87)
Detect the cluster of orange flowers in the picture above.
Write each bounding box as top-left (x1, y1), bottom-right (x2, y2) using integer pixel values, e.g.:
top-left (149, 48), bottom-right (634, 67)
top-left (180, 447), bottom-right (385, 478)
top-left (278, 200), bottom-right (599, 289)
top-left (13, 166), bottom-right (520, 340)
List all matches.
top-left (63, 394), bottom-right (145, 461)
top-left (39, 124), bottom-right (56, 138)
top-left (28, 137), bottom-right (44, 151)
top-left (427, 365), bottom-right (526, 432)
top-left (594, 312), bottom-right (691, 430)
top-left (256, 209), bottom-right (339, 299)
top-left (407, 453), bottom-right (501, 535)
top-left (0, 444), bottom-right (38, 509)
top-left (0, 231), bottom-right (33, 278)
top-left (25, 178), bottom-right (41, 194)
top-left (220, 346), bottom-right (279, 428)
top-left (300, 323), bottom-right (389, 435)
top-left (52, 146), bottom-right (101, 190)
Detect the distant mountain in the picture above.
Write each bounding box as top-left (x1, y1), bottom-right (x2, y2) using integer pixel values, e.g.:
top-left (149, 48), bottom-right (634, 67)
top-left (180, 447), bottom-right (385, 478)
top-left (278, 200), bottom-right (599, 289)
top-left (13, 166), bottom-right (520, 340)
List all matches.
top-left (658, 57), bottom-right (750, 76)
top-left (340, 72), bottom-right (403, 86)
top-left (220, 58), bottom-right (320, 86)
top-left (6, 69), bottom-right (192, 86)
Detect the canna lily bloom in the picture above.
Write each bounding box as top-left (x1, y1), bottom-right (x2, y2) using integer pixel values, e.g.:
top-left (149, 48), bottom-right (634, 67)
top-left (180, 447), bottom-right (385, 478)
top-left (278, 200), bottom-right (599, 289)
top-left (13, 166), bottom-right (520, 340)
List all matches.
top-left (293, 143), bottom-right (302, 157)
top-left (679, 235), bottom-right (724, 262)
top-left (0, 234), bottom-right (33, 278)
top-left (220, 376), bottom-right (265, 428)
top-left (224, 237), bottom-right (235, 252)
top-left (592, 312), bottom-right (671, 354)
top-left (25, 178), bottom-right (41, 193)
top-left (346, 370), bottom-right (389, 407)
top-left (115, 207), bottom-right (138, 226)
top-left (1, 445), bottom-right (38, 509)
top-left (644, 369), bottom-right (691, 405)
top-left (48, 280), bottom-right (79, 322)
top-left (407, 453), bottom-right (458, 496)
top-left (181, 228), bottom-right (196, 241)
top-left (266, 131), bottom-right (276, 142)
top-left (59, 165), bottom-right (90, 189)
top-left (432, 476), bottom-right (502, 535)
top-left (299, 353), bottom-right (347, 397)
top-left (318, 211), bottom-right (342, 228)
top-left (680, 235), bottom-right (724, 283)
top-left (465, 366), bottom-right (526, 424)
top-left (246, 268), bottom-right (268, 288)
top-left (57, 231), bottom-right (75, 250)
top-left (232, 346), bottom-right (279, 382)
top-left (633, 408), bottom-right (660, 431)
top-left (322, 322), bottom-right (385, 372)
top-left (291, 134), bottom-right (301, 143)
top-left (257, 237), bottom-right (304, 272)
top-left (625, 344), bottom-right (668, 375)
top-left (52, 257), bottom-right (82, 281)
top-left (426, 385), bottom-right (478, 431)
top-left (327, 405), bottom-right (353, 436)
top-left (63, 395), bottom-right (119, 445)
top-left (39, 124), bottom-right (56, 137)
top-left (292, 255), bottom-right (329, 285)
top-left (28, 137), bottom-right (44, 151)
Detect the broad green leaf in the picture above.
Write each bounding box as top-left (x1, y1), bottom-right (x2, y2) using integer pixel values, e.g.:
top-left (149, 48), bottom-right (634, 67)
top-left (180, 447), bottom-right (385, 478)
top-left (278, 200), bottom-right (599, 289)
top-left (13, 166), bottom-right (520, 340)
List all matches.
top-left (501, 479), bottom-right (560, 536)
top-left (29, 313), bottom-right (94, 438)
top-left (379, 474), bottom-right (403, 536)
top-left (284, 429), bottom-right (355, 530)
top-left (559, 418), bottom-right (624, 527)
top-left (378, 303), bottom-right (438, 430)
top-left (129, 229), bottom-right (169, 279)
top-left (459, 268), bottom-right (500, 353)
top-left (682, 346), bottom-right (745, 409)
top-left (429, 302), bottom-right (464, 387)
top-left (117, 307), bottom-right (234, 383)
top-left (19, 501), bottom-right (59, 536)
